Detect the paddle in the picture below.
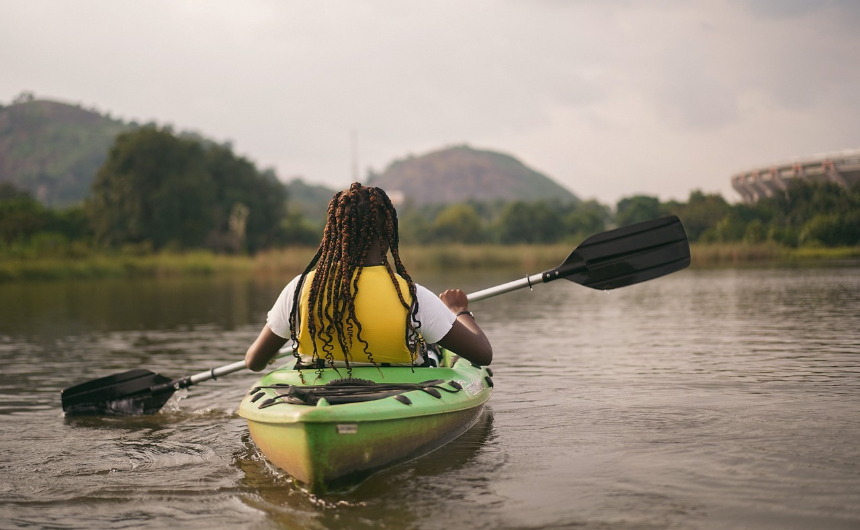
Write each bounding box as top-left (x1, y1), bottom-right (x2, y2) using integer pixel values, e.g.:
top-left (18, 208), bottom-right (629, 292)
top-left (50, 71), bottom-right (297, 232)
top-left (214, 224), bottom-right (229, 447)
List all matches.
top-left (468, 215), bottom-right (690, 301)
top-left (60, 357), bottom-right (266, 415)
top-left (61, 215), bottom-right (690, 416)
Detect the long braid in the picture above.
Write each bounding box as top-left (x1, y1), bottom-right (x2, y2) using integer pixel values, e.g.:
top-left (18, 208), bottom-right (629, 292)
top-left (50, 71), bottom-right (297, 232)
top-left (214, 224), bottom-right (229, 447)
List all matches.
top-left (291, 183), bottom-right (423, 376)
top-left (376, 190), bottom-right (424, 364)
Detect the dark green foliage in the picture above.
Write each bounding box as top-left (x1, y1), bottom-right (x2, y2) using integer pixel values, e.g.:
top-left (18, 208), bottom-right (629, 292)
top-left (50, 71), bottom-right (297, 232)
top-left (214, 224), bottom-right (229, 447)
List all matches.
top-left (666, 182), bottom-right (860, 247)
top-left (742, 181), bottom-right (860, 247)
top-left (669, 191), bottom-right (732, 242)
top-left (800, 212), bottom-right (860, 247)
top-left (431, 203), bottom-right (486, 243)
top-left (497, 201), bottom-right (563, 244)
top-left (279, 212), bottom-right (322, 246)
top-left (396, 198), bottom-right (607, 245)
top-left (88, 127), bottom-right (212, 249)
top-left (565, 200), bottom-right (609, 240)
top-left (204, 146), bottom-right (286, 252)
top-left (615, 195), bottom-right (666, 228)
top-left (0, 184), bottom-right (47, 244)
top-left (87, 127), bottom-right (286, 252)
top-left (0, 182), bottom-right (92, 248)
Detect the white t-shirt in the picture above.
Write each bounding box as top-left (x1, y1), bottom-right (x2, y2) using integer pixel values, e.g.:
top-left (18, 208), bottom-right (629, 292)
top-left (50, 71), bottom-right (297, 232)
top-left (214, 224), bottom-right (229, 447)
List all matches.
top-left (267, 273), bottom-right (457, 346)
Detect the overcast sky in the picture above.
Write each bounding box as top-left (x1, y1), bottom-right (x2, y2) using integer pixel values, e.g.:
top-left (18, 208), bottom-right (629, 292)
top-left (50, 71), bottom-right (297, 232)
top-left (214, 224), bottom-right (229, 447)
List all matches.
top-left (2, 0), bottom-right (859, 205)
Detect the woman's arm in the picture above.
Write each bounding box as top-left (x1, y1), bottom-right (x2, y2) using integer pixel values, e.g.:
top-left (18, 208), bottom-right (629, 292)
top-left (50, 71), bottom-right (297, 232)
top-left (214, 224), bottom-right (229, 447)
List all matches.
top-left (245, 324), bottom-right (288, 372)
top-left (436, 289), bottom-right (493, 366)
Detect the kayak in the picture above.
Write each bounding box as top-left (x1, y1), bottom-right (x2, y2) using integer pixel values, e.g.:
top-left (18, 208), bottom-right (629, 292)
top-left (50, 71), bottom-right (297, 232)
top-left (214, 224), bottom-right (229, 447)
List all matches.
top-left (237, 351), bottom-right (493, 493)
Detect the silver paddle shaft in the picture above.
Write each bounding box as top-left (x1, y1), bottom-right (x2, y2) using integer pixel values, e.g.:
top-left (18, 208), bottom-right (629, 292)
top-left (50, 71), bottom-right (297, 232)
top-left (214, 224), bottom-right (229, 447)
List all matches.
top-left (467, 272), bottom-right (545, 303)
top-left (188, 345), bottom-right (294, 385)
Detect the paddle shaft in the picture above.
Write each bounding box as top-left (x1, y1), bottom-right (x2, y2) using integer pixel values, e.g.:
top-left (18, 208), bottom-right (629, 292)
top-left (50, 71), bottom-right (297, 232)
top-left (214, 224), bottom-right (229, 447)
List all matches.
top-left (465, 255), bottom-right (600, 302)
top-left (150, 350), bottom-right (294, 395)
top-left (468, 272), bottom-right (546, 303)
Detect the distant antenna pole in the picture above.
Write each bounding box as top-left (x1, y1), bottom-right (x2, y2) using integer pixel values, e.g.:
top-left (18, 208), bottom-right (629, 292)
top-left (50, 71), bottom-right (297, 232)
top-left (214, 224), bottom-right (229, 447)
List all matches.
top-left (351, 130), bottom-right (359, 181)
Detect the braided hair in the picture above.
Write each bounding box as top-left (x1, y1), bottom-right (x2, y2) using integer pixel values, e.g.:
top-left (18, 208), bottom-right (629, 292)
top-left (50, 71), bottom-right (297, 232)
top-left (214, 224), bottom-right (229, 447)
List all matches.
top-left (288, 183), bottom-right (424, 376)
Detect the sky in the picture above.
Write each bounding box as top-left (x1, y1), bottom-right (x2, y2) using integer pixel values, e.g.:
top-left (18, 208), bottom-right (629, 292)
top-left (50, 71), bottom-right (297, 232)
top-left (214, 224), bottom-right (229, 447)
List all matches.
top-left (2, 0), bottom-right (859, 206)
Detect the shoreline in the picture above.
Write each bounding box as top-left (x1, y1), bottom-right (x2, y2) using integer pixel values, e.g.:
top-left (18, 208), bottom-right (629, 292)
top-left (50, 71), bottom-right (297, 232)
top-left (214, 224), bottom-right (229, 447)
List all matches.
top-left (1, 243), bottom-right (858, 282)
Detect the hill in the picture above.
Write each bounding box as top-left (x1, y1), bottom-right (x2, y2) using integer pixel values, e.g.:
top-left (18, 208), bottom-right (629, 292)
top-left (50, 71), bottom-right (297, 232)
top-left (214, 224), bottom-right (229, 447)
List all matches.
top-left (368, 145), bottom-right (578, 205)
top-left (285, 178), bottom-right (337, 225)
top-left (0, 95), bottom-right (133, 207)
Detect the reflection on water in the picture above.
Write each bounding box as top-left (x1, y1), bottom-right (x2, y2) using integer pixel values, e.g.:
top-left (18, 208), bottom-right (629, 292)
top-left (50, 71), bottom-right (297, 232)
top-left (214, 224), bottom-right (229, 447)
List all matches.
top-left (1, 267), bottom-right (859, 529)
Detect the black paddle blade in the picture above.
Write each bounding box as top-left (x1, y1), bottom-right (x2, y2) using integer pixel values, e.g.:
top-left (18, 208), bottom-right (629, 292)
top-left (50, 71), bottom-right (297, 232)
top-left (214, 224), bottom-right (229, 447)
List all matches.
top-left (61, 369), bottom-right (176, 416)
top-left (547, 216), bottom-right (690, 290)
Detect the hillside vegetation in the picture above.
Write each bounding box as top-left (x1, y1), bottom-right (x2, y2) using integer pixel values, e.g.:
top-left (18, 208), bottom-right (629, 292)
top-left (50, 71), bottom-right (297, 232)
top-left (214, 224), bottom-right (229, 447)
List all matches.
top-left (0, 95), bottom-right (132, 207)
top-left (369, 145), bottom-right (578, 205)
top-left (1, 95), bottom-right (857, 281)
top-left (284, 178), bottom-right (338, 225)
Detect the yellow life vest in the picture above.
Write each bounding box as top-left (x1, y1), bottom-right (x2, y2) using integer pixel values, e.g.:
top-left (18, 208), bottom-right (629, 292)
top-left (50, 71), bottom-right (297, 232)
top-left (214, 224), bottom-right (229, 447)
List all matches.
top-left (296, 266), bottom-right (416, 364)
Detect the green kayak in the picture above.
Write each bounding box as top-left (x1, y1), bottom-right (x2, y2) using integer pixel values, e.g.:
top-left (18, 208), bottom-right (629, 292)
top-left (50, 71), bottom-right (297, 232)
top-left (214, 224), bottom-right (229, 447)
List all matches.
top-left (237, 351), bottom-right (493, 493)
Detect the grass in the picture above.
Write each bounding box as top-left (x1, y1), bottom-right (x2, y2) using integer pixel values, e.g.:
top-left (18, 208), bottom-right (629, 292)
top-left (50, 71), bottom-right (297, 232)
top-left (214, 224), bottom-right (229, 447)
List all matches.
top-left (690, 243), bottom-right (860, 267)
top-left (689, 243), bottom-right (789, 267)
top-left (249, 243), bottom-right (570, 278)
top-left (1, 242), bottom-right (858, 282)
top-left (0, 251), bottom-right (254, 282)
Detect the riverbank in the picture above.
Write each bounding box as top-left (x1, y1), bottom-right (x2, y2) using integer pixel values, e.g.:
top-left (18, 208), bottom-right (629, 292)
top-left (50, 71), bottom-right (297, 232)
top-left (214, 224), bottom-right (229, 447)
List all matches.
top-left (688, 243), bottom-right (860, 267)
top-left (1, 243), bottom-right (858, 282)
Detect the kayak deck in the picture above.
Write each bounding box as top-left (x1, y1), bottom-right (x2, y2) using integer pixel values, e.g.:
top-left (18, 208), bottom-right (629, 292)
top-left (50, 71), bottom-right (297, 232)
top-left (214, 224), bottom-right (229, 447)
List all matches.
top-left (238, 354), bottom-right (493, 492)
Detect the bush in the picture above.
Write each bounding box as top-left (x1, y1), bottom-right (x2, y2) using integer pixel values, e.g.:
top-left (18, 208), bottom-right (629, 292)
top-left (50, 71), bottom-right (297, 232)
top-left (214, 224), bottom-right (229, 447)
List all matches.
top-left (800, 213), bottom-right (860, 247)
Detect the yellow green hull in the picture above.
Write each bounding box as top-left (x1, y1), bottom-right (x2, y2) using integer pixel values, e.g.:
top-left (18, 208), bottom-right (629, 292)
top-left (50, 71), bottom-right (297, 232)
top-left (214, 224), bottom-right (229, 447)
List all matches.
top-left (238, 355), bottom-right (493, 492)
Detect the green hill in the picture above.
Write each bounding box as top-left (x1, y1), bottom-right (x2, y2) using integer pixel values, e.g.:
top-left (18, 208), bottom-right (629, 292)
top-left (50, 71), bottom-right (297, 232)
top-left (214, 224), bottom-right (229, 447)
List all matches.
top-left (0, 96), bottom-right (578, 212)
top-left (284, 178), bottom-right (337, 225)
top-left (368, 145), bottom-right (578, 205)
top-left (0, 95), bottom-right (133, 207)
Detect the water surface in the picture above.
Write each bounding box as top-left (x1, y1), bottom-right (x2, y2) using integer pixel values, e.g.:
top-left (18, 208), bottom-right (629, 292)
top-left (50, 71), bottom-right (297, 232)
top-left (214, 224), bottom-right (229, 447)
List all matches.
top-left (1, 267), bottom-right (858, 529)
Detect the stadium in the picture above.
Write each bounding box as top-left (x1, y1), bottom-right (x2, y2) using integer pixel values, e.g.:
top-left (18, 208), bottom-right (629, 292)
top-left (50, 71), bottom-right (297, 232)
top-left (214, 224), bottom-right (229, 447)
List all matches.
top-left (731, 148), bottom-right (860, 204)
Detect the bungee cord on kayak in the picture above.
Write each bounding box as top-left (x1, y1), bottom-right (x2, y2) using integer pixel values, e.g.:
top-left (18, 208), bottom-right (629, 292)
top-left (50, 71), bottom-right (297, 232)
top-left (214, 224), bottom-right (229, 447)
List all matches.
top-left (248, 377), bottom-right (467, 408)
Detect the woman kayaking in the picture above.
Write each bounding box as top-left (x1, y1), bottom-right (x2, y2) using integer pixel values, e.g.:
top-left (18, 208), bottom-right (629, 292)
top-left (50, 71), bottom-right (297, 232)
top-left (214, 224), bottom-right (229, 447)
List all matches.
top-left (245, 182), bottom-right (492, 373)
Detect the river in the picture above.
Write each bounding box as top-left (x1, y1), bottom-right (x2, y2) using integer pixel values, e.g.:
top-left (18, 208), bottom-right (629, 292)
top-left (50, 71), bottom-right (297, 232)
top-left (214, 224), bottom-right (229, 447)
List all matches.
top-left (1, 265), bottom-right (858, 529)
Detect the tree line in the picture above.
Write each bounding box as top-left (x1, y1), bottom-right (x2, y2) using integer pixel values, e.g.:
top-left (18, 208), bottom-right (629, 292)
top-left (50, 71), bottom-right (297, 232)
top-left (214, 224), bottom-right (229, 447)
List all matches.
top-left (1, 126), bottom-right (859, 256)
top-left (1, 126), bottom-right (298, 256)
top-left (387, 180), bottom-right (859, 248)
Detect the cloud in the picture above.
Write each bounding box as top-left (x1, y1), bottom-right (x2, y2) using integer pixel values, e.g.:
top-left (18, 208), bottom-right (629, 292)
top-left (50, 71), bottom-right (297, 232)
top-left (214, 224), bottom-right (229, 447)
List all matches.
top-left (739, 0), bottom-right (860, 20)
top-left (1, 0), bottom-right (858, 205)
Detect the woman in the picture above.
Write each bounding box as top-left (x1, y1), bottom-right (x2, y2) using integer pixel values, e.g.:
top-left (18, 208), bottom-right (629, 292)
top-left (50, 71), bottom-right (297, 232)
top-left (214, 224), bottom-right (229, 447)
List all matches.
top-left (245, 182), bottom-right (492, 372)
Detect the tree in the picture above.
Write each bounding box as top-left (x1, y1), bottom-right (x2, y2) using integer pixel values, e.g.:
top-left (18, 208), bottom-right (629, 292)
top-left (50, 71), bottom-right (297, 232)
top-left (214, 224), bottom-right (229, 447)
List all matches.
top-left (205, 146), bottom-right (286, 253)
top-left (615, 195), bottom-right (664, 228)
top-left (0, 184), bottom-right (49, 244)
top-left (497, 201), bottom-right (562, 244)
top-left (565, 200), bottom-right (608, 240)
top-left (671, 190), bottom-right (732, 242)
top-left (87, 126), bottom-right (287, 252)
top-left (279, 212), bottom-right (321, 245)
top-left (748, 181), bottom-right (860, 247)
top-left (431, 203), bottom-right (485, 243)
top-left (801, 212), bottom-right (860, 246)
top-left (88, 127), bottom-right (213, 248)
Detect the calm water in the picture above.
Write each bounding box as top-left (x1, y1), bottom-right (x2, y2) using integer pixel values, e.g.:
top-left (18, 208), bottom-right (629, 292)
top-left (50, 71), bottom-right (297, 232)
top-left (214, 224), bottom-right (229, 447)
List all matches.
top-left (1, 266), bottom-right (858, 529)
